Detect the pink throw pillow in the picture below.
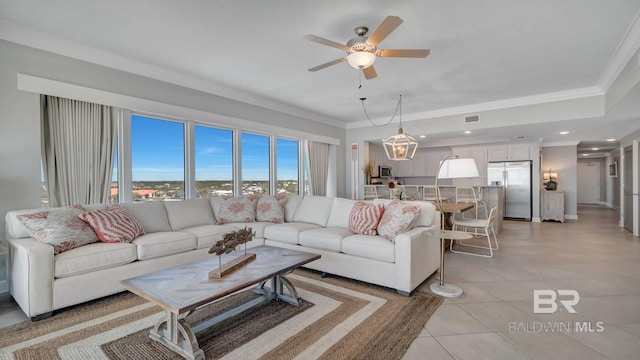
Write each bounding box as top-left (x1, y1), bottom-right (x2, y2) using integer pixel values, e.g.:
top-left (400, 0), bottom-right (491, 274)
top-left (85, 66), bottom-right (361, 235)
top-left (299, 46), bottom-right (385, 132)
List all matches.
top-left (17, 205), bottom-right (98, 254)
top-left (377, 199), bottom-right (420, 241)
top-left (79, 205), bottom-right (145, 243)
top-left (256, 194), bottom-right (287, 223)
top-left (217, 195), bottom-right (259, 224)
top-left (348, 201), bottom-right (385, 235)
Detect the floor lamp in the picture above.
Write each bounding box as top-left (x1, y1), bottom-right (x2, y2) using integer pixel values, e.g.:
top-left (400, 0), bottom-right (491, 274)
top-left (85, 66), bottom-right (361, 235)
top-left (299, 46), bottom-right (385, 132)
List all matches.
top-left (430, 155), bottom-right (479, 297)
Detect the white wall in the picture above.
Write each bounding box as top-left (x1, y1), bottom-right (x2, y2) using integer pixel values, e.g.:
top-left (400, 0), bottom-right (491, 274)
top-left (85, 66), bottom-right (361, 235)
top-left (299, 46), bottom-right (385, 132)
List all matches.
top-left (0, 40), bottom-right (347, 242)
top-left (542, 145), bottom-right (578, 218)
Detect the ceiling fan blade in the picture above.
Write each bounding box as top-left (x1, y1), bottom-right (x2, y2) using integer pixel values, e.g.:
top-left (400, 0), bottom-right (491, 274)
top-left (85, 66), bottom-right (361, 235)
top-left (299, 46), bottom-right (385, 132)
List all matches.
top-left (377, 49), bottom-right (430, 58)
top-left (363, 65), bottom-right (377, 80)
top-left (308, 57), bottom-right (347, 72)
top-left (367, 16), bottom-right (403, 46)
top-left (304, 34), bottom-right (347, 50)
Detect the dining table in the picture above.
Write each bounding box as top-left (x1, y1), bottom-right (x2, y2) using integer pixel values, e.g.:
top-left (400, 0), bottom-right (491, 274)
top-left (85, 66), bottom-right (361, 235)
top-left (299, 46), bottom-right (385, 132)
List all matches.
top-left (434, 202), bottom-right (474, 230)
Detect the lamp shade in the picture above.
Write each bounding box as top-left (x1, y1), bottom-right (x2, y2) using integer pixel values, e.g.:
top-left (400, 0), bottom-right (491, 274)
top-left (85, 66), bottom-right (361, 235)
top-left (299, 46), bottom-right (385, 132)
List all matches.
top-left (347, 51), bottom-right (376, 69)
top-left (437, 158), bottom-right (479, 179)
top-left (383, 127), bottom-right (418, 160)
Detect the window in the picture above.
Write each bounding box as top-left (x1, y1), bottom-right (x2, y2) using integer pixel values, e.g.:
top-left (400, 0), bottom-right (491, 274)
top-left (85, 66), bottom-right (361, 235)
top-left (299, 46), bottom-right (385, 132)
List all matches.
top-left (195, 125), bottom-right (233, 197)
top-left (241, 132), bottom-right (270, 195)
top-left (110, 146), bottom-right (119, 203)
top-left (131, 115), bottom-right (185, 201)
top-left (276, 138), bottom-right (299, 195)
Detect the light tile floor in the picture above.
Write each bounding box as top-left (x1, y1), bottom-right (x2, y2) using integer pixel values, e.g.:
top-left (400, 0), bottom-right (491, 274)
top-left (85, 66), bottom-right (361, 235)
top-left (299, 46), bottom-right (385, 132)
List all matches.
top-left (1, 205), bottom-right (638, 359)
top-left (404, 204), bottom-right (640, 360)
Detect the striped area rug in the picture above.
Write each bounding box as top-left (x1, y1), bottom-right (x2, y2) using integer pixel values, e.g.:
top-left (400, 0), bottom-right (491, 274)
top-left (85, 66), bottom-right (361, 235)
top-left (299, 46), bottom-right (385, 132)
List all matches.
top-left (0, 270), bottom-right (442, 359)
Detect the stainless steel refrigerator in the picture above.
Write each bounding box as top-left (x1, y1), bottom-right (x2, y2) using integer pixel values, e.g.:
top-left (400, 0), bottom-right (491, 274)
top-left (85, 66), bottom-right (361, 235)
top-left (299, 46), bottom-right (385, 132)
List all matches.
top-left (487, 161), bottom-right (532, 221)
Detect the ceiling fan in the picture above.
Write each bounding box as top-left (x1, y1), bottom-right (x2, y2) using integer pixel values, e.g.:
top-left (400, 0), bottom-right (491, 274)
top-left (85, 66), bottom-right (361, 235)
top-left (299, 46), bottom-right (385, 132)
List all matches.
top-left (305, 16), bottom-right (430, 80)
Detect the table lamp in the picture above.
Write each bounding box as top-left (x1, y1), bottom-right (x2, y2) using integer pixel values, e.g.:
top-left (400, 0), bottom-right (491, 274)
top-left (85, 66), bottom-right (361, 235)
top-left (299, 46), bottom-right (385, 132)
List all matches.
top-left (431, 155), bottom-right (479, 297)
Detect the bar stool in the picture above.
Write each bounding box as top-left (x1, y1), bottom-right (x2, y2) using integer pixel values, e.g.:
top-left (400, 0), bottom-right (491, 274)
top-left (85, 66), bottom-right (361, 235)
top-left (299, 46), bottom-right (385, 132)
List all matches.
top-left (363, 185), bottom-right (380, 200)
top-left (423, 185), bottom-right (448, 203)
top-left (455, 186), bottom-right (487, 219)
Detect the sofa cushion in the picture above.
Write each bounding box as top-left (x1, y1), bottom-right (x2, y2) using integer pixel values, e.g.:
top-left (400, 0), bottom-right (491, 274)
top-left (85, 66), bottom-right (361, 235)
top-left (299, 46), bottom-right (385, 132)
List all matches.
top-left (326, 198), bottom-right (358, 228)
top-left (217, 195), bottom-right (258, 224)
top-left (376, 200), bottom-right (420, 241)
top-left (180, 224), bottom-right (239, 249)
top-left (16, 206), bottom-right (99, 254)
top-left (54, 242), bottom-right (137, 278)
top-left (164, 198), bottom-right (216, 230)
top-left (263, 222), bottom-right (321, 244)
top-left (299, 228), bottom-right (352, 252)
top-left (256, 195), bottom-right (286, 223)
top-left (374, 199), bottom-right (436, 228)
top-left (132, 231), bottom-right (197, 260)
top-left (79, 205), bottom-right (145, 243)
top-left (292, 196), bottom-right (335, 226)
top-left (348, 201), bottom-right (385, 236)
top-left (119, 202), bottom-right (172, 233)
top-left (342, 234), bottom-right (395, 263)
top-left (284, 195), bottom-right (303, 222)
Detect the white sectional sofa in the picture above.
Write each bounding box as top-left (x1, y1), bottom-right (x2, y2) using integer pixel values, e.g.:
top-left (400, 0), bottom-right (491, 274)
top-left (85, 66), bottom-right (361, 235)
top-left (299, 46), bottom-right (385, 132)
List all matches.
top-left (4, 195), bottom-right (440, 320)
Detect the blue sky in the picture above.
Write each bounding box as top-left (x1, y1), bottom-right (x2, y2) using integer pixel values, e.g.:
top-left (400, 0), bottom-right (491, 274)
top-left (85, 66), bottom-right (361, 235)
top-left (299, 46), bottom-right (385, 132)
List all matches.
top-left (129, 115), bottom-right (298, 181)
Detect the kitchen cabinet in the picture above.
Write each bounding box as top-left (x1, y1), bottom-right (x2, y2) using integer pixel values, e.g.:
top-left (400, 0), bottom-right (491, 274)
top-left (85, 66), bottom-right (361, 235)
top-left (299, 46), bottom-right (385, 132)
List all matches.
top-left (426, 150), bottom-right (452, 176)
top-left (487, 144), bottom-right (531, 161)
top-left (451, 146), bottom-right (487, 186)
top-left (396, 158), bottom-right (413, 177)
top-left (541, 191), bottom-right (564, 222)
top-left (368, 144), bottom-right (390, 178)
top-left (393, 149), bottom-right (428, 177)
top-left (412, 150), bottom-right (429, 176)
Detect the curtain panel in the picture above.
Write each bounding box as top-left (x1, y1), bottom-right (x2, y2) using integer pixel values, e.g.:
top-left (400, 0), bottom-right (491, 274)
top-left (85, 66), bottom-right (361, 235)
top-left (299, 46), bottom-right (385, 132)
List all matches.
top-left (41, 95), bottom-right (117, 207)
top-left (307, 141), bottom-right (329, 196)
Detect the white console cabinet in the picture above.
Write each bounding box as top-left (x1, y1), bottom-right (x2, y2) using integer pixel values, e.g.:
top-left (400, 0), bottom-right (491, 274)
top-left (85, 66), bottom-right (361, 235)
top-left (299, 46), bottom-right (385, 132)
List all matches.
top-left (541, 191), bottom-right (564, 222)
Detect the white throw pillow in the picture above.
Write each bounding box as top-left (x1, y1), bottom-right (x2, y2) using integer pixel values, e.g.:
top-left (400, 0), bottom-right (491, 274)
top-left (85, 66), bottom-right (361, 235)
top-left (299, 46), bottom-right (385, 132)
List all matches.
top-left (217, 195), bottom-right (259, 224)
top-left (376, 200), bottom-right (420, 241)
top-left (17, 205), bottom-right (99, 254)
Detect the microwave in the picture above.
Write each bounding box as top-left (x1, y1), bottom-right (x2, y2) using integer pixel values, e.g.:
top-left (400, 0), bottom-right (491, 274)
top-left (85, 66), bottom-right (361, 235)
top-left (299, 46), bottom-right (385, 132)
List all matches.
top-left (378, 165), bottom-right (392, 178)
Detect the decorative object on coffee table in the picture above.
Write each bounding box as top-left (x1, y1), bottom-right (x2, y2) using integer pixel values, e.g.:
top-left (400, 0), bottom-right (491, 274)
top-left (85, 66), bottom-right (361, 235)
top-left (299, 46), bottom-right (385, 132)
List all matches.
top-left (208, 227), bottom-right (256, 278)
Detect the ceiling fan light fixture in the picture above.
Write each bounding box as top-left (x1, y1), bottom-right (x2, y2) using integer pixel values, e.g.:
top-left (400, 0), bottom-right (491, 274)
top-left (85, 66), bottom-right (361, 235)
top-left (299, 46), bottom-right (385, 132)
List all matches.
top-left (347, 51), bottom-right (376, 69)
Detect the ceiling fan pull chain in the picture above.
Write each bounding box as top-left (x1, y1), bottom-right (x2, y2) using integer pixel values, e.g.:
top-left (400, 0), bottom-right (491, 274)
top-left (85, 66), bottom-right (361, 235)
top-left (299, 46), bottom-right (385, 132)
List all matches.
top-left (359, 95), bottom-right (400, 127)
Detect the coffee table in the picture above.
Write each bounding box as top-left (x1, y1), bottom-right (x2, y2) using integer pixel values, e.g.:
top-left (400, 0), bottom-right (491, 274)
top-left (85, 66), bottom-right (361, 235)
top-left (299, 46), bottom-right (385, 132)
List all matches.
top-left (121, 245), bottom-right (320, 360)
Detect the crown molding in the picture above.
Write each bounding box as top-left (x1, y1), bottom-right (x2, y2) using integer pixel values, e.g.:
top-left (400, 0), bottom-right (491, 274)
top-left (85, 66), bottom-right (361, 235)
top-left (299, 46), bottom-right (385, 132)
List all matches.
top-left (540, 140), bottom-right (580, 147)
top-left (0, 20), bottom-right (347, 129)
top-left (597, 10), bottom-right (640, 92)
top-left (346, 87), bottom-right (603, 129)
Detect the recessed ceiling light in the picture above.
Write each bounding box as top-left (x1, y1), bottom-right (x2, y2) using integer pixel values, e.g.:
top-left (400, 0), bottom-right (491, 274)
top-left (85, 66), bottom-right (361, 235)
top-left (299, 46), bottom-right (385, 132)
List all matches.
top-left (582, 154), bottom-right (589, 156)
top-left (419, 135), bottom-right (426, 138)
top-left (464, 130), bottom-right (471, 134)
top-left (559, 131), bottom-right (570, 135)
top-left (606, 138), bottom-right (616, 142)
top-left (592, 147), bottom-right (599, 151)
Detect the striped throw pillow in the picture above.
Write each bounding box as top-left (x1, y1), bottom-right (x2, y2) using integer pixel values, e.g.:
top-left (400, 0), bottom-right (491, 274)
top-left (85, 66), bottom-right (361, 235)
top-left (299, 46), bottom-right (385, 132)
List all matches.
top-left (79, 205), bottom-right (145, 243)
top-left (348, 201), bottom-right (385, 236)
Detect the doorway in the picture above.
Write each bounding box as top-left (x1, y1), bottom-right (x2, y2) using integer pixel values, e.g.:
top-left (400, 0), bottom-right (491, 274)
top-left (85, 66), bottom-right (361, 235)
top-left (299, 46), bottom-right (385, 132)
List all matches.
top-left (578, 161), bottom-right (600, 203)
top-left (623, 146), bottom-right (633, 233)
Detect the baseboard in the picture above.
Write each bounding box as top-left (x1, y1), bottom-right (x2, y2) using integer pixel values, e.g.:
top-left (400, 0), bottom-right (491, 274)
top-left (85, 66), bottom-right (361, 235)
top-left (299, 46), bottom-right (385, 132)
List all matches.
top-left (606, 202), bottom-right (620, 210)
top-left (565, 214), bottom-right (578, 220)
top-left (532, 217), bottom-right (541, 223)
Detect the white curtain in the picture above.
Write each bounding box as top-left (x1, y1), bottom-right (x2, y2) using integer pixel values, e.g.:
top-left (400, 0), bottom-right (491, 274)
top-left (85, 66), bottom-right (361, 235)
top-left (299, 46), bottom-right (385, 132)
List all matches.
top-left (41, 95), bottom-right (117, 207)
top-left (307, 141), bottom-right (329, 196)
